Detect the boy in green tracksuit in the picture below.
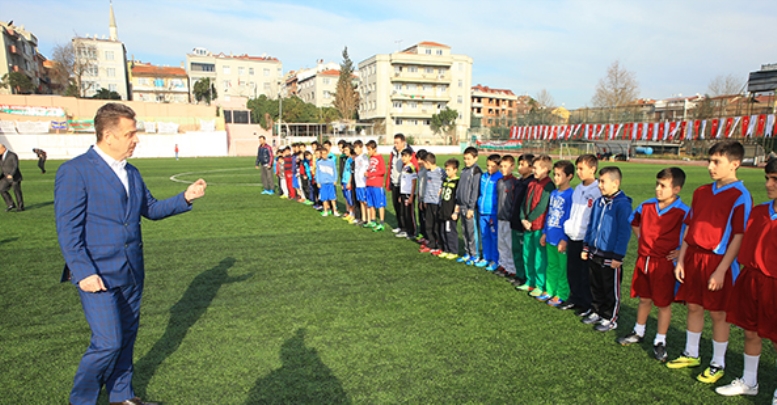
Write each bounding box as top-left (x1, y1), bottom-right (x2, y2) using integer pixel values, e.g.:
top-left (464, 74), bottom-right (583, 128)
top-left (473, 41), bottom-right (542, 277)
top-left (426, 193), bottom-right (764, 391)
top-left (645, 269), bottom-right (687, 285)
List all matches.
top-left (510, 153), bottom-right (535, 287)
top-left (519, 154), bottom-right (556, 297)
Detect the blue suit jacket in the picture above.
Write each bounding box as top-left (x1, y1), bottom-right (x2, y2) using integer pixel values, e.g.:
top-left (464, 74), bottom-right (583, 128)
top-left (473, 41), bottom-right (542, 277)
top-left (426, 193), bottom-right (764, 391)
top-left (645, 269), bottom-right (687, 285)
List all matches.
top-left (55, 147), bottom-right (192, 288)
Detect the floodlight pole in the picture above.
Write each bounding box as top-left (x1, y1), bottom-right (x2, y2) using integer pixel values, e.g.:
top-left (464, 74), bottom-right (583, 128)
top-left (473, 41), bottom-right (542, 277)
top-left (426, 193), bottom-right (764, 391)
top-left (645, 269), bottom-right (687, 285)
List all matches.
top-left (278, 81), bottom-right (283, 141)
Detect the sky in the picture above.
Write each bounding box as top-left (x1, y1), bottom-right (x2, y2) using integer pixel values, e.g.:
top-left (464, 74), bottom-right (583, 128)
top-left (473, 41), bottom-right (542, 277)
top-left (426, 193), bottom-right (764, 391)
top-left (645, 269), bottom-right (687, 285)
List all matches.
top-left (4, 0), bottom-right (777, 108)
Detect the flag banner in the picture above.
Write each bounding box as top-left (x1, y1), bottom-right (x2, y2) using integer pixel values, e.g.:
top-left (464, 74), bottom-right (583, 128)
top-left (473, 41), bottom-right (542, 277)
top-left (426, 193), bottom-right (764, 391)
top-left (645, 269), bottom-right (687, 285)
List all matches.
top-left (766, 114), bottom-right (775, 138)
top-left (595, 124), bottom-right (605, 139)
top-left (700, 120), bottom-right (707, 140)
top-left (711, 119), bottom-right (720, 139)
top-left (668, 121), bottom-right (678, 140)
top-left (725, 117), bottom-right (740, 138)
top-left (678, 121), bottom-right (687, 140)
top-left (756, 115), bottom-right (766, 137)
top-left (649, 122), bottom-right (657, 141)
top-left (742, 116), bottom-right (752, 138)
top-left (510, 126), bottom-right (518, 139)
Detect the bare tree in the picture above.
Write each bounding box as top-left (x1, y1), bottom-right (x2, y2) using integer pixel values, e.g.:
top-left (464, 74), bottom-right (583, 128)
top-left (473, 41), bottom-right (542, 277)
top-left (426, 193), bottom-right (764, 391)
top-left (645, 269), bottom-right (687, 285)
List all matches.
top-left (591, 60), bottom-right (639, 107)
top-left (534, 88), bottom-right (555, 108)
top-left (707, 74), bottom-right (745, 96)
top-left (50, 41), bottom-right (97, 97)
top-left (333, 47), bottom-right (359, 121)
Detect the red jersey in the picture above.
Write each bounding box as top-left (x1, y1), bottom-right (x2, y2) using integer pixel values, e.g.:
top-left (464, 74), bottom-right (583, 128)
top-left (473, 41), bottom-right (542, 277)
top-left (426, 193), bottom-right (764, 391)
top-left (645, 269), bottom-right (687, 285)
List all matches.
top-left (684, 181), bottom-right (752, 255)
top-left (738, 202), bottom-right (777, 278)
top-left (366, 154), bottom-right (386, 187)
top-left (630, 197), bottom-right (689, 257)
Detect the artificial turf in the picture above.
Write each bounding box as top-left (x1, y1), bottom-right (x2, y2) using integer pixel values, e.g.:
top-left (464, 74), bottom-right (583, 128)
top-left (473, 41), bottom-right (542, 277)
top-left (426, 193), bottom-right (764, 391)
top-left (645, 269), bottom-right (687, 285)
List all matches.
top-left (0, 154), bottom-right (774, 404)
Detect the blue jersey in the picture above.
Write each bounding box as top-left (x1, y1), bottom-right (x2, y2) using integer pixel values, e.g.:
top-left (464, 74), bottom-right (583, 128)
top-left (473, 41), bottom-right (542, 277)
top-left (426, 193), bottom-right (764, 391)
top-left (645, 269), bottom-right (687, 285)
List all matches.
top-left (478, 171), bottom-right (503, 216)
top-left (316, 159), bottom-right (337, 185)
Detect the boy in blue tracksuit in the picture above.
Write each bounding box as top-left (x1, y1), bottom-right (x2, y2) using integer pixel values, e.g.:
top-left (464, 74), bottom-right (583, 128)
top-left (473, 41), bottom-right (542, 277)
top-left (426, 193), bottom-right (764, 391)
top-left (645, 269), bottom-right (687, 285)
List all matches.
top-left (581, 166), bottom-right (633, 332)
top-left (475, 154), bottom-right (503, 270)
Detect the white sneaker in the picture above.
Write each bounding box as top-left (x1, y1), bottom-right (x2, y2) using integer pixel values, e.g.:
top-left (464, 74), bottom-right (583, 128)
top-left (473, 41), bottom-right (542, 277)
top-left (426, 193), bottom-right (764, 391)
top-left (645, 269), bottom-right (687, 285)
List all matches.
top-left (392, 227), bottom-right (401, 233)
top-left (395, 231), bottom-right (408, 238)
top-left (715, 378), bottom-right (758, 397)
top-left (772, 388), bottom-right (777, 405)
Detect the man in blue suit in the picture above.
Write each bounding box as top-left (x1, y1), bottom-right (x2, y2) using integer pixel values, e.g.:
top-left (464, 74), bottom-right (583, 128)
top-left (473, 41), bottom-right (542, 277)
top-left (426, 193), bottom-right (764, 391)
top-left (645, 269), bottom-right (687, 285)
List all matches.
top-left (55, 103), bottom-right (207, 405)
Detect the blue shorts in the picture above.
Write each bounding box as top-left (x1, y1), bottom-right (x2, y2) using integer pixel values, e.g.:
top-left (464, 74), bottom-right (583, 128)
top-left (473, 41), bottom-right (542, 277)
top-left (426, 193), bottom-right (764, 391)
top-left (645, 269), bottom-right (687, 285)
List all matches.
top-left (366, 186), bottom-right (386, 208)
top-left (319, 183), bottom-right (336, 201)
top-left (356, 187), bottom-right (367, 202)
top-left (292, 175), bottom-right (299, 189)
top-left (342, 183), bottom-right (354, 206)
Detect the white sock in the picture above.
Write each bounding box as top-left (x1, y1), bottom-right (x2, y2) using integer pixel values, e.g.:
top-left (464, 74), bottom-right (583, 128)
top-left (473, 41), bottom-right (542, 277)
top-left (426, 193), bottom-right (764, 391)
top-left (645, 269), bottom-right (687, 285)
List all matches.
top-left (654, 333), bottom-right (666, 346)
top-left (633, 323), bottom-right (646, 337)
top-left (685, 331), bottom-right (701, 358)
top-left (712, 340), bottom-right (728, 368)
top-left (742, 354), bottom-right (760, 387)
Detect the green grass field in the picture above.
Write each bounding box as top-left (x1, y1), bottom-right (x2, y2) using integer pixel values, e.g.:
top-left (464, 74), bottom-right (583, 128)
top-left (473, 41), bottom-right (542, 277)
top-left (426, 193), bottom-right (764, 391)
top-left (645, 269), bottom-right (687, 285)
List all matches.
top-left (1, 154), bottom-right (774, 404)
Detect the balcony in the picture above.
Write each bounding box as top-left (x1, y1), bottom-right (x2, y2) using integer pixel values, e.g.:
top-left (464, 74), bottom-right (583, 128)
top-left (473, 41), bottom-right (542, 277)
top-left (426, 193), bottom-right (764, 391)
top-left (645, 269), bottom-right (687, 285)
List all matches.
top-left (390, 73), bottom-right (450, 83)
top-left (391, 92), bottom-right (449, 102)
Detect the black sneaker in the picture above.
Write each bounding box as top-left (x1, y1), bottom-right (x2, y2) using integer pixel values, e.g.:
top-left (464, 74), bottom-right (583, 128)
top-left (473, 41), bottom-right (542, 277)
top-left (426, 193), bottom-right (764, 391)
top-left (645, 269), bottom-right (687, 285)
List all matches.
top-left (581, 312), bottom-right (602, 325)
top-left (510, 278), bottom-right (526, 287)
top-left (616, 331), bottom-right (644, 346)
top-left (576, 308), bottom-right (593, 318)
top-left (558, 302), bottom-right (576, 311)
top-left (653, 343), bottom-right (668, 362)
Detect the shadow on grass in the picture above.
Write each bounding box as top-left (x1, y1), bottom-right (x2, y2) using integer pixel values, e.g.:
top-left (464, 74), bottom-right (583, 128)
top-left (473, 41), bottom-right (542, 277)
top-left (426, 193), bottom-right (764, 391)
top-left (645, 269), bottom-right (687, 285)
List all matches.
top-left (0, 237), bottom-right (18, 246)
top-left (134, 257), bottom-right (251, 398)
top-left (24, 200), bottom-right (54, 210)
top-left (244, 329), bottom-right (350, 405)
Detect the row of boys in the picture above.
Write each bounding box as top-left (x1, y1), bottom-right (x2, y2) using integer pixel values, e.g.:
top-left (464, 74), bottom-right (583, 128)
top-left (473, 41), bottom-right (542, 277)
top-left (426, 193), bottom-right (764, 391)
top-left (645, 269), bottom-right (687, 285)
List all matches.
top-left (264, 138), bottom-right (776, 402)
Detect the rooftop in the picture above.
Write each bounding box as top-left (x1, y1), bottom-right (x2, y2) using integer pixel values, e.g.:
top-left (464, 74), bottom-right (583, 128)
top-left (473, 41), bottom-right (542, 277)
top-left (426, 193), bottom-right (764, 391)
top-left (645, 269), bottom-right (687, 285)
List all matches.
top-left (471, 84), bottom-right (515, 96)
top-left (132, 63), bottom-right (187, 77)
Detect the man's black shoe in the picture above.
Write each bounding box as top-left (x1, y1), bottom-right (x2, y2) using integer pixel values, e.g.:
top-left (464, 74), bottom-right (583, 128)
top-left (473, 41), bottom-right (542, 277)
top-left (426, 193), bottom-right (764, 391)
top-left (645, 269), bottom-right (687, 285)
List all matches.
top-left (558, 302), bottom-right (577, 310)
top-left (5, 205), bottom-right (16, 212)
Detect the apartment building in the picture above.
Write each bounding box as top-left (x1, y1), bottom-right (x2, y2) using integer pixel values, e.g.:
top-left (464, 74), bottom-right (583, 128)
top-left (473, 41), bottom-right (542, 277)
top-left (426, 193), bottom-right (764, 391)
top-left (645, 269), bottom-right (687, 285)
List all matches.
top-left (71, 4), bottom-right (130, 99)
top-left (130, 62), bottom-right (189, 103)
top-left (471, 84), bottom-right (528, 128)
top-left (186, 47), bottom-right (282, 102)
top-left (358, 41), bottom-right (472, 143)
top-left (0, 21), bottom-right (47, 94)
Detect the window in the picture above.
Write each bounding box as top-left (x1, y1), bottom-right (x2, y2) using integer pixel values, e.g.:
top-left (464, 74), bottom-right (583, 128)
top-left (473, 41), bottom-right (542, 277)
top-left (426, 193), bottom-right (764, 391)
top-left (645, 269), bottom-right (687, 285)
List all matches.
top-left (423, 101), bottom-right (432, 110)
top-left (423, 84), bottom-right (431, 92)
top-left (409, 101), bottom-right (417, 109)
top-left (408, 119), bottom-right (417, 126)
top-left (425, 67), bottom-right (433, 74)
top-left (408, 66), bottom-right (418, 73)
top-left (85, 65), bottom-right (98, 77)
top-left (436, 49), bottom-right (443, 55)
top-left (437, 102), bottom-right (445, 110)
top-left (77, 46), bottom-right (97, 59)
top-left (263, 68), bottom-right (270, 77)
top-left (277, 68), bottom-right (282, 76)
top-left (393, 101), bottom-right (402, 109)
top-left (191, 63), bottom-right (214, 72)
top-left (223, 80), bottom-right (230, 91)
top-left (238, 67), bottom-right (245, 76)
top-left (107, 68), bottom-right (116, 77)
top-left (438, 68), bottom-right (447, 77)
top-left (407, 83), bottom-right (416, 91)
top-left (154, 78), bottom-right (164, 87)
top-left (223, 66), bottom-right (231, 75)
top-left (394, 83), bottom-right (402, 92)
top-left (394, 66), bottom-right (402, 74)
top-left (137, 78), bottom-right (148, 86)
top-left (424, 119), bottom-right (431, 126)
top-left (108, 84), bottom-right (117, 91)
top-left (458, 79), bottom-right (463, 88)
top-left (264, 82), bottom-right (271, 91)
top-left (324, 91), bottom-right (331, 99)
top-left (458, 62), bottom-right (465, 72)
top-left (323, 78), bottom-right (330, 85)
top-left (394, 118), bottom-right (403, 125)
top-left (249, 68), bottom-right (254, 75)
top-left (425, 49), bottom-right (431, 55)
top-left (105, 51), bottom-right (114, 60)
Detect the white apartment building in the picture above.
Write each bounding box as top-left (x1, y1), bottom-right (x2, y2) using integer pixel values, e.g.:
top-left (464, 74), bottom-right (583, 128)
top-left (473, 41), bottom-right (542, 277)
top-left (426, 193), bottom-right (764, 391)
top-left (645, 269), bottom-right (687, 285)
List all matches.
top-left (0, 21), bottom-right (46, 94)
top-left (358, 41), bottom-right (472, 144)
top-left (72, 4), bottom-right (130, 99)
top-left (186, 47), bottom-right (282, 102)
top-left (297, 69), bottom-right (339, 108)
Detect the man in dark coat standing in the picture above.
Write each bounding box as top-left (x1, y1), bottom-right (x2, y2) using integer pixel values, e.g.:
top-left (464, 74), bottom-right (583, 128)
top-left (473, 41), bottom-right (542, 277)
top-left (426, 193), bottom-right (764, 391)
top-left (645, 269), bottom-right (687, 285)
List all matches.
top-left (0, 143), bottom-right (23, 212)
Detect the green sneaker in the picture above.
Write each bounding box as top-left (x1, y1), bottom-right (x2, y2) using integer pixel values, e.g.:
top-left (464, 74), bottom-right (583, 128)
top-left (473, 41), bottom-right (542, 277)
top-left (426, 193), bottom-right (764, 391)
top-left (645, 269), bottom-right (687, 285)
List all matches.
top-left (373, 224), bottom-right (385, 232)
top-left (666, 353), bottom-right (701, 369)
top-left (362, 221), bottom-right (375, 228)
top-left (515, 284), bottom-right (531, 291)
top-left (697, 364), bottom-right (725, 384)
top-left (529, 288), bottom-right (543, 297)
